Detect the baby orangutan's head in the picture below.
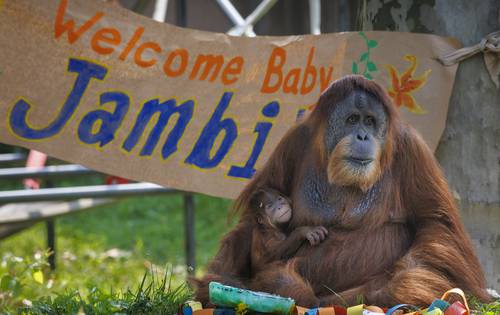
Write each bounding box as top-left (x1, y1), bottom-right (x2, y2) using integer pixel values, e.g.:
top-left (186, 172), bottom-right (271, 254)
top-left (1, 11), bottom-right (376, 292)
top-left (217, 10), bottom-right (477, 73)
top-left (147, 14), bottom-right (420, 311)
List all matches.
top-left (250, 188), bottom-right (292, 225)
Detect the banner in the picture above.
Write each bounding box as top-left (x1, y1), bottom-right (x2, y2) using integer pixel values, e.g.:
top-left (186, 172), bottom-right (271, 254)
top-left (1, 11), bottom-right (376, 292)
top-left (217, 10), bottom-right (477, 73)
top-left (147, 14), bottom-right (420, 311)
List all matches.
top-left (0, 0), bottom-right (460, 199)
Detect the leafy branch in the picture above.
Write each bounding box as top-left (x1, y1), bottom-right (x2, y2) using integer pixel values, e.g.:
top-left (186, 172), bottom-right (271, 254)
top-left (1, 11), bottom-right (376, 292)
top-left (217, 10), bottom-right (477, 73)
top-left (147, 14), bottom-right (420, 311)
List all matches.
top-left (351, 31), bottom-right (378, 80)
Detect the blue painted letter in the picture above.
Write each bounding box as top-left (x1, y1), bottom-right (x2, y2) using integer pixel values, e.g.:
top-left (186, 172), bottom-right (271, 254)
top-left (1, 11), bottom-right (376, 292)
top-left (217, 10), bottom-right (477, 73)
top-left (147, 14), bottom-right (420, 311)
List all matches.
top-left (228, 101), bottom-right (279, 179)
top-left (9, 58), bottom-right (107, 139)
top-left (185, 92), bottom-right (238, 168)
top-left (122, 98), bottom-right (194, 159)
top-left (78, 92), bottom-right (129, 147)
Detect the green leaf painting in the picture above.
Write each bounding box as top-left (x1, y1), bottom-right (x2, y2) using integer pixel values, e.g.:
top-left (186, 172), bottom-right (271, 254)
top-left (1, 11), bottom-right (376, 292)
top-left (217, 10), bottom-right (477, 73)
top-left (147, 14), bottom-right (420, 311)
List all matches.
top-left (352, 62), bottom-right (359, 74)
top-left (368, 40), bottom-right (378, 48)
top-left (351, 32), bottom-right (379, 80)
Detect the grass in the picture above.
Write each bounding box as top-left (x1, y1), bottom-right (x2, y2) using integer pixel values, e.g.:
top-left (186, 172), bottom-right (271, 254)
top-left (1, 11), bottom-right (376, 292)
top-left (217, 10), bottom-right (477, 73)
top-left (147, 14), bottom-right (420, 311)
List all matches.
top-left (470, 296), bottom-right (500, 315)
top-left (17, 270), bottom-right (193, 315)
top-left (0, 167), bottom-right (236, 313)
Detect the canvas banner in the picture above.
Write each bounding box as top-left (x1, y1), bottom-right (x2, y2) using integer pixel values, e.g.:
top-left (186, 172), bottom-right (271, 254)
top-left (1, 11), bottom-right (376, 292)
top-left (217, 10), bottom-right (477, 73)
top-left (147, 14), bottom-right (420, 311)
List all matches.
top-left (0, 0), bottom-right (460, 199)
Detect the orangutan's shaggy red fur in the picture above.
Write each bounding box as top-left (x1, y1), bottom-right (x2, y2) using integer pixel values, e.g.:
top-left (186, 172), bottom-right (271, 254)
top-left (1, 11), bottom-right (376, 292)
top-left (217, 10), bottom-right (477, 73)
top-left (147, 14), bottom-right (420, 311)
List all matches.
top-left (192, 75), bottom-right (490, 307)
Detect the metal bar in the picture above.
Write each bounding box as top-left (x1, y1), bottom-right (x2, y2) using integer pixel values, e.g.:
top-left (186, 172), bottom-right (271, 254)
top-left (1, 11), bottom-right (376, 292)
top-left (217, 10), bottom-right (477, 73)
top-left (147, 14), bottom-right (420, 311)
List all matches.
top-left (0, 164), bottom-right (95, 180)
top-left (153, 0), bottom-right (169, 22)
top-left (167, 0), bottom-right (193, 272)
top-left (309, 0), bottom-right (321, 35)
top-left (183, 193), bottom-right (195, 274)
top-left (216, 0), bottom-right (256, 36)
top-left (0, 198), bottom-right (113, 225)
top-left (0, 153), bottom-right (26, 164)
top-left (0, 183), bottom-right (174, 203)
top-left (46, 219), bottom-right (56, 270)
top-left (227, 0), bottom-right (278, 36)
top-left (216, 0), bottom-right (246, 25)
top-left (45, 179), bottom-right (56, 270)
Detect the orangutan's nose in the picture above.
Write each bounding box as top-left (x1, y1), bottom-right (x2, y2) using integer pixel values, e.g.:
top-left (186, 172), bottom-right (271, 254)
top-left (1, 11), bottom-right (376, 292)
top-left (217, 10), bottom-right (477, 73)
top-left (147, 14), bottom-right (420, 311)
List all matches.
top-left (356, 132), bottom-right (369, 141)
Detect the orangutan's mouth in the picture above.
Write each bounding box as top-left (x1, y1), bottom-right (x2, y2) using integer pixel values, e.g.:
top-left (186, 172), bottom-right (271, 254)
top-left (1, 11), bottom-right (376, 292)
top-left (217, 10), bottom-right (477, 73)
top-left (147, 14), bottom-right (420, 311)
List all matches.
top-left (278, 209), bottom-right (291, 218)
top-left (346, 157), bottom-right (373, 166)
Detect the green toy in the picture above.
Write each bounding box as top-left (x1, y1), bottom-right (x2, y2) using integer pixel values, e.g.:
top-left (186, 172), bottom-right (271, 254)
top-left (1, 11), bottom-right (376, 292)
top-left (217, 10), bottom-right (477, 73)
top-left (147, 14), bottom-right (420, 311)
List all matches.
top-left (209, 282), bottom-right (296, 315)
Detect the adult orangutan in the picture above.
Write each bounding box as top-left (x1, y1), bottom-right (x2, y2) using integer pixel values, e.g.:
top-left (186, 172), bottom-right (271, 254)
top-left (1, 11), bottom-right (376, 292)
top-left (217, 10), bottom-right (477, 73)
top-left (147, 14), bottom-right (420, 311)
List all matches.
top-left (193, 75), bottom-right (490, 307)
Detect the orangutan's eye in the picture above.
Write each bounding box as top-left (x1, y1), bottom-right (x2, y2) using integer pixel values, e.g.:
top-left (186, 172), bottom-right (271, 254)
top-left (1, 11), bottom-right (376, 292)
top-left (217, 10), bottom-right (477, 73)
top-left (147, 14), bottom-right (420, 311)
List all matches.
top-left (346, 114), bottom-right (360, 125)
top-left (365, 116), bottom-right (375, 126)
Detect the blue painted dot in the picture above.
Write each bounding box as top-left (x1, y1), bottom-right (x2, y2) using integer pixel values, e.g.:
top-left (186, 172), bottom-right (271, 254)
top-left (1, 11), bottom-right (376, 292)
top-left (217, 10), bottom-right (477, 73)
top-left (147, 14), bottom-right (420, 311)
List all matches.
top-left (262, 101), bottom-right (280, 118)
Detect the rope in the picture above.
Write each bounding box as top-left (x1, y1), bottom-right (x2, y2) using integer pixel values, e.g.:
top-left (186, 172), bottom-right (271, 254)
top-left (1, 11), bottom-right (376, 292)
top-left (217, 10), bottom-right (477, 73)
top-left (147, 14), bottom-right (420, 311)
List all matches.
top-left (438, 30), bottom-right (500, 66)
top-left (438, 30), bottom-right (500, 88)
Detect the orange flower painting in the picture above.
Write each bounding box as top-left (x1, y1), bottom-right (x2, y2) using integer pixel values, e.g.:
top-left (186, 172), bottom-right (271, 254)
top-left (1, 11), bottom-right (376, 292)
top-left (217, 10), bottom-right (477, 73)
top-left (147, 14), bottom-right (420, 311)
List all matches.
top-left (385, 55), bottom-right (431, 114)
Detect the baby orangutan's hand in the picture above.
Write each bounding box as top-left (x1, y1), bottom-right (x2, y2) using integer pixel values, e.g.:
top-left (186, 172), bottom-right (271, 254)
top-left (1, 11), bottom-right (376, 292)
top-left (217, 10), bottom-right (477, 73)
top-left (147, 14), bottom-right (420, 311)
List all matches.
top-left (300, 226), bottom-right (328, 246)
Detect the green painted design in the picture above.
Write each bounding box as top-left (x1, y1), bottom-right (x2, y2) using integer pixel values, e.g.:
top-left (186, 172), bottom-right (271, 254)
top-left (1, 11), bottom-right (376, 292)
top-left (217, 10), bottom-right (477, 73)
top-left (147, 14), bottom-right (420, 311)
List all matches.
top-left (351, 32), bottom-right (378, 80)
top-left (209, 282), bottom-right (295, 315)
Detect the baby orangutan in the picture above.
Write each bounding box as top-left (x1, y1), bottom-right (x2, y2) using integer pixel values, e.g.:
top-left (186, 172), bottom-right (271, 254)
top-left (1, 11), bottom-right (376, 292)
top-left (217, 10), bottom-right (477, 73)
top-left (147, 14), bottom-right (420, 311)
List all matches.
top-left (249, 188), bottom-right (328, 273)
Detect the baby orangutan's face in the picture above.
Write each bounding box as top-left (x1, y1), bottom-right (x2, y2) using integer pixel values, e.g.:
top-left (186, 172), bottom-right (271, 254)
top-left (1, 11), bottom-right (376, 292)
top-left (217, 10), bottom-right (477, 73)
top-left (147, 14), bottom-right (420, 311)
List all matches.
top-left (262, 193), bottom-right (292, 224)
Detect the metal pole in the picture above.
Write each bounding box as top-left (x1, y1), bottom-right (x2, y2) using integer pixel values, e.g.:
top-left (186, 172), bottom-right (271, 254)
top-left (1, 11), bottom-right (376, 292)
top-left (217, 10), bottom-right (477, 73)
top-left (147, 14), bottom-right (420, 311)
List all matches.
top-left (0, 183), bottom-right (174, 203)
top-left (216, 0), bottom-right (256, 36)
top-left (183, 193), bottom-right (195, 274)
top-left (175, 0), bottom-right (194, 275)
top-left (0, 153), bottom-right (26, 164)
top-left (45, 180), bottom-right (56, 270)
top-left (153, 0), bottom-right (169, 22)
top-left (227, 0), bottom-right (279, 36)
top-left (216, 0), bottom-right (246, 25)
top-left (309, 0), bottom-right (321, 35)
top-left (0, 164), bottom-right (95, 180)
top-left (46, 219), bottom-right (56, 270)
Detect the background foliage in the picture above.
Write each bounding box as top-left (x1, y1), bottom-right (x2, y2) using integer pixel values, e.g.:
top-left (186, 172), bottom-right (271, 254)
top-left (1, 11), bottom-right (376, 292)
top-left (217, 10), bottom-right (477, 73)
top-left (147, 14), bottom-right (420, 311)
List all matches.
top-left (0, 157), bottom-right (234, 313)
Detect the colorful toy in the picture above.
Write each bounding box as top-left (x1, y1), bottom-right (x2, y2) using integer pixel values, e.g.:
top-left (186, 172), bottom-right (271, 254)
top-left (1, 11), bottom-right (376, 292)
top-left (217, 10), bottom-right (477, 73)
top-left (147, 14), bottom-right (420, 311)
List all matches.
top-left (443, 302), bottom-right (468, 315)
top-left (428, 299), bottom-right (450, 313)
top-left (179, 286), bottom-right (473, 315)
top-left (209, 282), bottom-right (295, 315)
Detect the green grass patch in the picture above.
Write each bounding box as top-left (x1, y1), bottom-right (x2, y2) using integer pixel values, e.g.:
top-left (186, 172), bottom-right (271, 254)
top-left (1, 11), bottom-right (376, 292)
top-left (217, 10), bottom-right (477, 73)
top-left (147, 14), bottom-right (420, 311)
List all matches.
top-left (0, 191), bottom-right (235, 313)
top-left (12, 267), bottom-right (192, 315)
top-left (470, 296), bottom-right (500, 315)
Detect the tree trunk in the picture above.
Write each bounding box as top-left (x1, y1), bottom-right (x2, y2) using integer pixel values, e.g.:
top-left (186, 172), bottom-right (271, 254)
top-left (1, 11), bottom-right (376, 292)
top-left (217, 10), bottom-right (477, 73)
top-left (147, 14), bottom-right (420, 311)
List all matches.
top-left (361, 0), bottom-right (500, 291)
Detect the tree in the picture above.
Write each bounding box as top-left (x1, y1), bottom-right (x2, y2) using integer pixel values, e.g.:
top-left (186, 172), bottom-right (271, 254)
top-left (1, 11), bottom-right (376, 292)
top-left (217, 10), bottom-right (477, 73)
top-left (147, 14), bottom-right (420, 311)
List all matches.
top-left (358, 0), bottom-right (500, 292)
